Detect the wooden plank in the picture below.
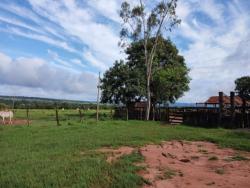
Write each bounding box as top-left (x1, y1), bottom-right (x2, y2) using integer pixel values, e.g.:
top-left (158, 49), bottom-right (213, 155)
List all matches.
top-left (169, 116), bottom-right (183, 120)
top-left (170, 119), bottom-right (183, 123)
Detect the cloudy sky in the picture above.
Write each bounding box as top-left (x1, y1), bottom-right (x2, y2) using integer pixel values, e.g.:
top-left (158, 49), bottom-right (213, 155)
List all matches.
top-left (0, 0), bottom-right (249, 102)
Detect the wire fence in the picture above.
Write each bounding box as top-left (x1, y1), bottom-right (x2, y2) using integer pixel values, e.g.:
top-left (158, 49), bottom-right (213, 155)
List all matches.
top-left (0, 108), bottom-right (115, 126)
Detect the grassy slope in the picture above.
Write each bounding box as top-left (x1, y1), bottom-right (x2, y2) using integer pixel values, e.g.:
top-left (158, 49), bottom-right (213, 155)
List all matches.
top-left (0, 109), bottom-right (250, 188)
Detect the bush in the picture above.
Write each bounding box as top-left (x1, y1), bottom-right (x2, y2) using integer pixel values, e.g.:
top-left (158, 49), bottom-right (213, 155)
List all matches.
top-left (0, 103), bottom-right (9, 110)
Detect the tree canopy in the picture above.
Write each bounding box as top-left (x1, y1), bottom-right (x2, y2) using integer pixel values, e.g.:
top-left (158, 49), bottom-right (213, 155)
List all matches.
top-left (100, 37), bottom-right (190, 106)
top-left (235, 76), bottom-right (250, 100)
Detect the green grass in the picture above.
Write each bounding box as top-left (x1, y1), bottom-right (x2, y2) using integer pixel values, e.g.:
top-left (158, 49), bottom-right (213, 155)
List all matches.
top-left (162, 168), bottom-right (177, 179)
top-left (1, 109), bottom-right (250, 188)
top-left (225, 155), bottom-right (249, 162)
top-left (215, 168), bottom-right (225, 175)
top-left (208, 156), bottom-right (219, 161)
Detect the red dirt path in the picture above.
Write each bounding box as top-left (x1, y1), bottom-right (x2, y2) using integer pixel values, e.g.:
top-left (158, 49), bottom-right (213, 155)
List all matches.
top-left (0, 119), bottom-right (30, 126)
top-left (98, 141), bottom-right (250, 188)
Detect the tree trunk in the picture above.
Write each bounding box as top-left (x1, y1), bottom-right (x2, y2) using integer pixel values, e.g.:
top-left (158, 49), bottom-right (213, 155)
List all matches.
top-left (145, 71), bottom-right (151, 120)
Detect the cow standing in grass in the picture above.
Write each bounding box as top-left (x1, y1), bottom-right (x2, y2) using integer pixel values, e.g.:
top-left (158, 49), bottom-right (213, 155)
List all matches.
top-left (0, 111), bottom-right (13, 125)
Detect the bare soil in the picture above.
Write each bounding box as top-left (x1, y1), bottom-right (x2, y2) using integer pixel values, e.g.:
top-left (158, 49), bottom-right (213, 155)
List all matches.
top-left (98, 141), bottom-right (250, 188)
top-left (0, 119), bottom-right (30, 126)
top-left (97, 146), bottom-right (135, 163)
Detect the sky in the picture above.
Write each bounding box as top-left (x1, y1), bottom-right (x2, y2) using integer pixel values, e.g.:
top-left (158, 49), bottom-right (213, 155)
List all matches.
top-left (0, 0), bottom-right (249, 102)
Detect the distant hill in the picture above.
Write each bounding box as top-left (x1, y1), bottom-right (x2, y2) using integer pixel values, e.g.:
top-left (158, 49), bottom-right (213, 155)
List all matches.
top-left (0, 95), bottom-right (195, 109)
top-left (0, 95), bottom-right (99, 109)
top-left (0, 95), bottom-right (94, 104)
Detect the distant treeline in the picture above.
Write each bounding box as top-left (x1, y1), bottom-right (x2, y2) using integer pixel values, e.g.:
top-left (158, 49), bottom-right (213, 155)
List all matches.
top-left (0, 96), bottom-right (114, 110)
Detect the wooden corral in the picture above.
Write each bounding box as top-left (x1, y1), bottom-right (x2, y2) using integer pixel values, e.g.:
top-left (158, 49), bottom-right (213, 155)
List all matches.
top-left (114, 92), bottom-right (250, 129)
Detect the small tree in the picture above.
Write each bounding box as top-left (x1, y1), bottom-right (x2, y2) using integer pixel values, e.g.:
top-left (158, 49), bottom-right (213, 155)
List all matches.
top-left (119, 0), bottom-right (181, 120)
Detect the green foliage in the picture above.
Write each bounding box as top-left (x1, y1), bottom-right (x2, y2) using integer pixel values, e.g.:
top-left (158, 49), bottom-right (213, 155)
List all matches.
top-left (100, 60), bottom-right (143, 105)
top-left (127, 37), bottom-right (190, 103)
top-left (119, 0), bottom-right (180, 44)
top-left (101, 37), bottom-right (190, 105)
top-left (119, 0), bottom-right (182, 120)
top-left (208, 156), bottom-right (218, 161)
top-left (0, 103), bottom-right (9, 110)
top-left (235, 76), bottom-right (250, 99)
top-left (225, 155), bottom-right (249, 161)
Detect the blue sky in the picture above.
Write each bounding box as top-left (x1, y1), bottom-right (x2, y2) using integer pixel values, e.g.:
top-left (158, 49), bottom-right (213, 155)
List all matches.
top-left (0, 0), bottom-right (249, 102)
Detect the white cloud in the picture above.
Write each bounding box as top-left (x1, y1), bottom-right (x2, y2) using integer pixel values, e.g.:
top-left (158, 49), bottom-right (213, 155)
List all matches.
top-left (27, 0), bottom-right (121, 69)
top-left (0, 3), bottom-right (64, 38)
top-left (83, 51), bottom-right (107, 71)
top-left (47, 49), bottom-right (73, 68)
top-left (87, 0), bottom-right (120, 22)
top-left (177, 0), bottom-right (250, 102)
top-left (0, 14), bottom-right (43, 34)
top-left (0, 26), bottom-right (77, 53)
top-left (70, 59), bottom-right (86, 68)
top-left (0, 0), bottom-right (249, 102)
top-left (0, 51), bottom-right (97, 99)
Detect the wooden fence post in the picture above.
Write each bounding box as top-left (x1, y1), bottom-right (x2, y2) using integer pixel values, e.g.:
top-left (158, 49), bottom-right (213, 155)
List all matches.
top-left (55, 105), bottom-right (60, 126)
top-left (110, 109), bottom-right (113, 120)
top-left (218, 92), bottom-right (224, 126)
top-left (230, 91), bottom-right (235, 127)
top-left (242, 98), bottom-right (246, 128)
top-left (166, 107), bottom-right (169, 123)
top-left (152, 105), bottom-right (155, 121)
top-left (126, 107), bottom-right (129, 121)
top-left (79, 109), bottom-right (83, 122)
top-left (26, 107), bottom-right (29, 126)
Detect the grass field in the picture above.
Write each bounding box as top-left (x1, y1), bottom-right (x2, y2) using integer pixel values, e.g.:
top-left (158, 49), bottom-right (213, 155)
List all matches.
top-left (1, 109), bottom-right (250, 188)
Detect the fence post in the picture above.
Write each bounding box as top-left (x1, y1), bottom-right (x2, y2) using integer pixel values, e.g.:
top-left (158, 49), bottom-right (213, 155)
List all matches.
top-left (166, 107), bottom-right (169, 123)
top-left (126, 107), bottom-right (128, 121)
top-left (26, 106), bottom-right (29, 126)
top-left (218, 92), bottom-right (224, 126)
top-left (152, 105), bottom-right (155, 121)
top-left (110, 109), bottom-right (113, 120)
top-left (79, 109), bottom-right (83, 123)
top-left (242, 98), bottom-right (246, 128)
top-left (230, 91), bottom-right (235, 127)
top-left (55, 105), bottom-right (60, 126)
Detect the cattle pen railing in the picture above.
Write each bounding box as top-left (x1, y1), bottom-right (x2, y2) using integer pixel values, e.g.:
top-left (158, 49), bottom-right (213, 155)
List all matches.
top-left (114, 92), bottom-right (250, 129)
top-left (114, 106), bottom-right (250, 128)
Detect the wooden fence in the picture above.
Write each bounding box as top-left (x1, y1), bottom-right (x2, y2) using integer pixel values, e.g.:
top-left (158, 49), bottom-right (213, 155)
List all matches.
top-left (114, 106), bottom-right (250, 128)
top-left (114, 92), bottom-right (250, 129)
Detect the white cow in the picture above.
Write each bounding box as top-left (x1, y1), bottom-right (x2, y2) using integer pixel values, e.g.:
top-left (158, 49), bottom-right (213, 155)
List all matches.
top-left (0, 111), bottom-right (13, 124)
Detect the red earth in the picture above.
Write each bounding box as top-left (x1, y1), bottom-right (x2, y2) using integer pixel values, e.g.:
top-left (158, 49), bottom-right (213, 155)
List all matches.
top-left (0, 119), bottom-right (30, 126)
top-left (98, 141), bottom-right (250, 188)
